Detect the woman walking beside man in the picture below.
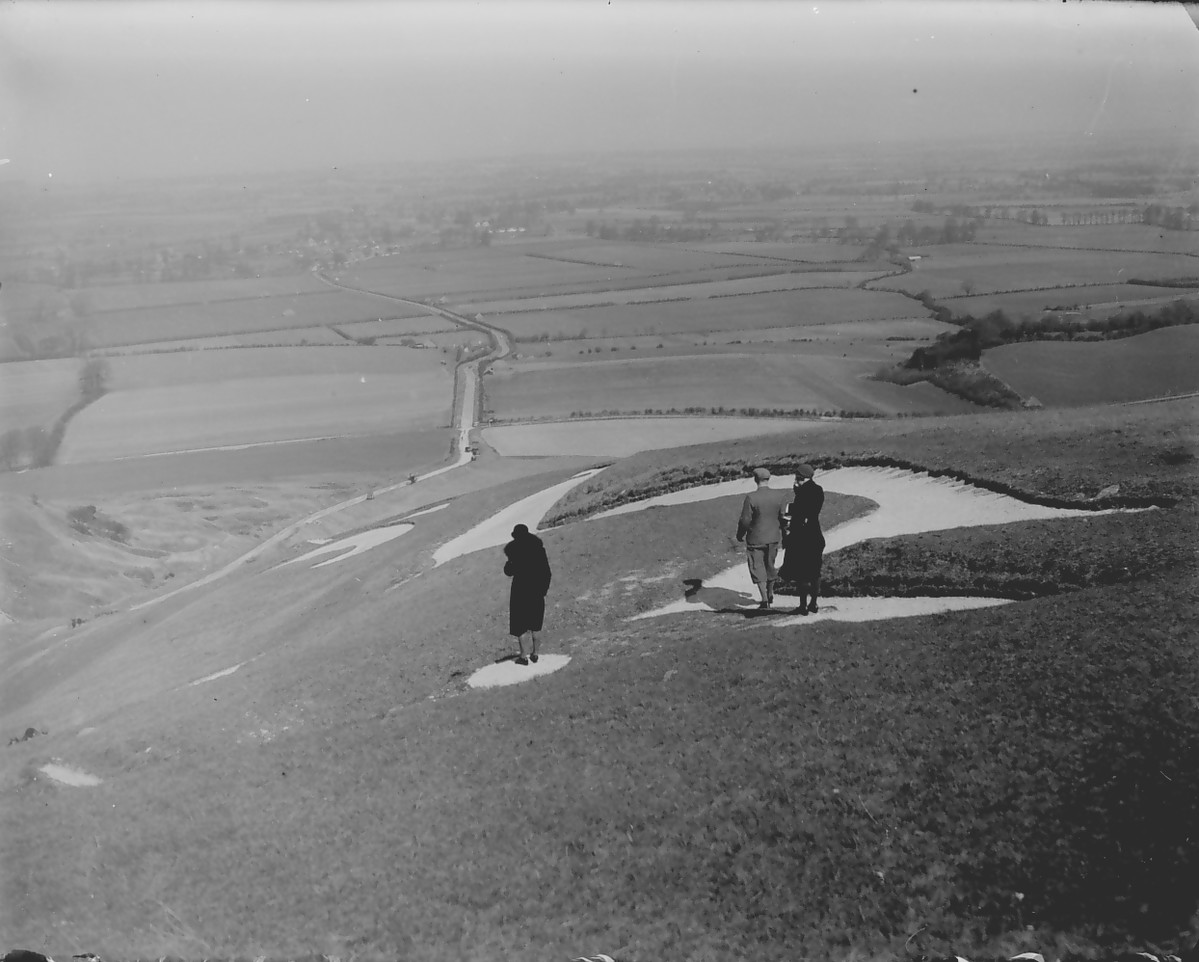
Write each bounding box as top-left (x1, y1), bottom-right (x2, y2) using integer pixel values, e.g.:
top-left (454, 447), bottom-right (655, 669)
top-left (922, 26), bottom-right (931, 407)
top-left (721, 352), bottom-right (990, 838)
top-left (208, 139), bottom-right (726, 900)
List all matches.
top-left (780, 463), bottom-right (825, 614)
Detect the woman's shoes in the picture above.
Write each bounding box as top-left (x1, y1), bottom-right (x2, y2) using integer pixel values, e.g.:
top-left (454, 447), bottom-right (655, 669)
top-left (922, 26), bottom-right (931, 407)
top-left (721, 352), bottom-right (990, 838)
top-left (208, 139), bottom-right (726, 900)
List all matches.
top-left (515, 656), bottom-right (529, 666)
top-left (530, 654), bottom-right (539, 664)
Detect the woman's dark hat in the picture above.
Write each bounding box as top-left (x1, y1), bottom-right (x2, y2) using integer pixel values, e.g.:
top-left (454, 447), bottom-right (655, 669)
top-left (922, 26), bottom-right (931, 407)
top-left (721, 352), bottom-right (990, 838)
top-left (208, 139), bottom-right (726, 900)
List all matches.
top-left (511, 524), bottom-right (530, 537)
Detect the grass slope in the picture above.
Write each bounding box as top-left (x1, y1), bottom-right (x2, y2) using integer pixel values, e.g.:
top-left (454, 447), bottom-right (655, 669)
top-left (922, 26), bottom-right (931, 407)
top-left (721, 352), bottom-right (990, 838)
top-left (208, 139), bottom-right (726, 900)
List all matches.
top-left (1, 405), bottom-right (1197, 960)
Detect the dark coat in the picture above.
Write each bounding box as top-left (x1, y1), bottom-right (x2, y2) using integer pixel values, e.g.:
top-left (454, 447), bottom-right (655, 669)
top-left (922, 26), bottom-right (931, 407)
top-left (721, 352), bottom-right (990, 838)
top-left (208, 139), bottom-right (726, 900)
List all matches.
top-left (504, 531), bottom-right (552, 636)
top-left (780, 480), bottom-right (825, 584)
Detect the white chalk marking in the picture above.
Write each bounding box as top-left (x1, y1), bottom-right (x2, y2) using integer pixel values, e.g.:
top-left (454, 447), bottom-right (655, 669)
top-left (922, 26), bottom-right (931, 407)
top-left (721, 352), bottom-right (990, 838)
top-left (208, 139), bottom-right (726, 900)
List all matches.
top-left (39, 763), bottom-right (102, 786)
top-left (432, 468), bottom-right (603, 567)
top-left (467, 654), bottom-right (571, 689)
top-left (401, 501), bottom-right (450, 520)
top-left (276, 522), bottom-right (414, 570)
top-left (188, 662), bottom-right (246, 686)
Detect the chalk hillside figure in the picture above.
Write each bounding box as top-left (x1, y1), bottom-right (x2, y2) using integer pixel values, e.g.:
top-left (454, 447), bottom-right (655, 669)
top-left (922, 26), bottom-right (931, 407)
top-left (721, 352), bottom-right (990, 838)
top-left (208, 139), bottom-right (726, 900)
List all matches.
top-left (503, 523), bottom-right (552, 665)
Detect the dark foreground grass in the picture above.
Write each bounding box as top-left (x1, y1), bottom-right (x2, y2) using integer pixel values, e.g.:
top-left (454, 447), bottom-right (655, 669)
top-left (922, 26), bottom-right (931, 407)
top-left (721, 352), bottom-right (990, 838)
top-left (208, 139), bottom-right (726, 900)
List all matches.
top-left (6, 566), bottom-right (1195, 961)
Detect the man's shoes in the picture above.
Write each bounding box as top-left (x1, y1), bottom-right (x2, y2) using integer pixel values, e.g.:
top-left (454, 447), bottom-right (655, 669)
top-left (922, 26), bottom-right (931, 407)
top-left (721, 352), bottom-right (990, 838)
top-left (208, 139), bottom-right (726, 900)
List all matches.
top-left (797, 606), bottom-right (808, 616)
top-left (515, 656), bottom-right (529, 666)
top-left (809, 601), bottom-right (819, 613)
top-left (530, 654), bottom-right (539, 664)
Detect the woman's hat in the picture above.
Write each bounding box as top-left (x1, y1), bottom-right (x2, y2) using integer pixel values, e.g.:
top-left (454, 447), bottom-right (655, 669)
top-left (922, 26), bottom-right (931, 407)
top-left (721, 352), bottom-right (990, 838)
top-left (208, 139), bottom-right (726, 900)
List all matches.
top-left (795, 463), bottom-right (815, 479)
top-left (511, 523), bottom-right (530, 537)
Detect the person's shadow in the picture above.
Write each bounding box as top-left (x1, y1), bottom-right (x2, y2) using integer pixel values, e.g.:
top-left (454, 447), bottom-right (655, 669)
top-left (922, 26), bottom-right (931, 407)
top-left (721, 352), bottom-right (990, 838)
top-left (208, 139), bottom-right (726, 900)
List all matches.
top-left (682, 578), bottom-right (759, 614)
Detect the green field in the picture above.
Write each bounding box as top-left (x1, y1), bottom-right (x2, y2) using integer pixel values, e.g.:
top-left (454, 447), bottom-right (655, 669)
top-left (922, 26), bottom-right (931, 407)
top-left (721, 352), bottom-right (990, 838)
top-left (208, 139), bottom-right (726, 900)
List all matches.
top-left (81, 274), bottom-right (333, 312)
top-left (341, 247), bottom-right (633, 301)
top-left (82, 289), bottom-right (434, 348)
top-left (496, 287), bottom-right (925, 340)
top-left (0, 357), bottom-right (85, 432)
top-left (983, 325), bottom-right (1199, 406)
top-left (458, 269), bottom-right (886, 317)
top-left (58, 347), bottom-right (453, 463)
top-left (96, 345), bottom-right (444, 391)
top-left (879, 245), bottom-right (1199, 299)
top-left (485, 352), bottom-right (977, 419)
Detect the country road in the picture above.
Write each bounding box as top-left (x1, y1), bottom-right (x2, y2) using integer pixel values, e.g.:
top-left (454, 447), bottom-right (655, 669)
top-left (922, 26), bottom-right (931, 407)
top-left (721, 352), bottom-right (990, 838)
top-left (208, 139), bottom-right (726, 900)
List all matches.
top-left (127, 276), bottom-right (516, 612)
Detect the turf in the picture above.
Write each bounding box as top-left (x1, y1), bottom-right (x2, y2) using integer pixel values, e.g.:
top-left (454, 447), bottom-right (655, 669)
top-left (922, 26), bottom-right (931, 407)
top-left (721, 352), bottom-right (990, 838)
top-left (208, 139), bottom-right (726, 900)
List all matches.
top-left (1, 403), bottom-right (1196, 960)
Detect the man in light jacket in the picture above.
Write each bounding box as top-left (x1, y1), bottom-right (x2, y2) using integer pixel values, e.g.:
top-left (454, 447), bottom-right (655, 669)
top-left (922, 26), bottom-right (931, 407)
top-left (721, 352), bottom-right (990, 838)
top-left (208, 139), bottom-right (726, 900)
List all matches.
top-left (736, 466), bottom-right (791, 609)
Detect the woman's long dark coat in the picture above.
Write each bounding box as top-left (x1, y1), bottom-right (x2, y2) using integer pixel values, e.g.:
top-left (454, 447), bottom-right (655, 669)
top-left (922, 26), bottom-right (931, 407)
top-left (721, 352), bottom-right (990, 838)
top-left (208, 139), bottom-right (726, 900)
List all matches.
top-left (503, 532), bottom-right (552, 635)
top-left (780, 480), bottom-right (825, 585)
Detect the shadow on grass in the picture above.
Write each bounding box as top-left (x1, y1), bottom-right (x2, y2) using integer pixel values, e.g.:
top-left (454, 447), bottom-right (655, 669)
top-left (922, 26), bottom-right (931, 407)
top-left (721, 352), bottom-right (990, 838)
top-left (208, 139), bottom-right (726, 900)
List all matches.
top-left (682, 578), bottom-right (758, 612)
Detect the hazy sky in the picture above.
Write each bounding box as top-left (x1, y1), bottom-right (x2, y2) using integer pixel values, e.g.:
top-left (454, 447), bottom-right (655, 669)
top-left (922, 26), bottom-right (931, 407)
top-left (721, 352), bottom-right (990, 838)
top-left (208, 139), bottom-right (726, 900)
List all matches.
top-left (1, 0), bottom-right (1196, 183)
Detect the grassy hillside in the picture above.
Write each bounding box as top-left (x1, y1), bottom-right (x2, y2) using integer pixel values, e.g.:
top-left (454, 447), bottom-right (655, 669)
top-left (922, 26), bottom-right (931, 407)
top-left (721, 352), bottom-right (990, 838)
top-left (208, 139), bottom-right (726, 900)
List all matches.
top-left (1, 402), bottom-right (1197, 961)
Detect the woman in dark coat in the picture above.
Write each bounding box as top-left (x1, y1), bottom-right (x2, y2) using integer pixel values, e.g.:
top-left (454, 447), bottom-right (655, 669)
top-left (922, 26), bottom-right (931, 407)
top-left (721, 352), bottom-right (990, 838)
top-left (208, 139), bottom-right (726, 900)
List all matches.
top-left (503, 524), bottom-right (552, 665)
top-left (779, 464), bottom-right (825, 614)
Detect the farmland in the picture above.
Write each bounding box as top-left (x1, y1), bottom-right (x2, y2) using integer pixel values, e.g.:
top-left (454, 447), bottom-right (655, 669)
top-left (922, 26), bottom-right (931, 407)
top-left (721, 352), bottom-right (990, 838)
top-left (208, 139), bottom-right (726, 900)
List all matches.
top-left (81, 289), bottom-right (438, 349)
top-left (875, 245), bottom-right (1198, 299)
top-left (484, 351), bottom-right (977, 420)
top-left (983, 325), bottom-right (1199, 406)
top-left (0, 358), bottom-right (83, 432)
top-left (58, 372), bottom-right (449, 462)
top-left (492, 287), bottom-right (924, 341)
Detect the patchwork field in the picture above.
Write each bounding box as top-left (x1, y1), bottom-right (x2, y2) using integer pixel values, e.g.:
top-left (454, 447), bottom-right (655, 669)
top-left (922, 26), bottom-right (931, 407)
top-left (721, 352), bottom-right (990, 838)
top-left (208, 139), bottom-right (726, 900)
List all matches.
top-left (983, 325), bottom-right (1199, 406)
top-left (80, 274), bottom-right (333, 312)
top-left (458, 269), bottom-right (886, 317)
top-left (340, 247), bottom-right (634, 301)
top-left (485, 352), bottom-right (976, 419)
top-left (495, 287), bottom-right (925, 341)
top-left (879, 245), bottom-right (1199, 298)
top-left (82, 290), bottom-right (435, 348)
